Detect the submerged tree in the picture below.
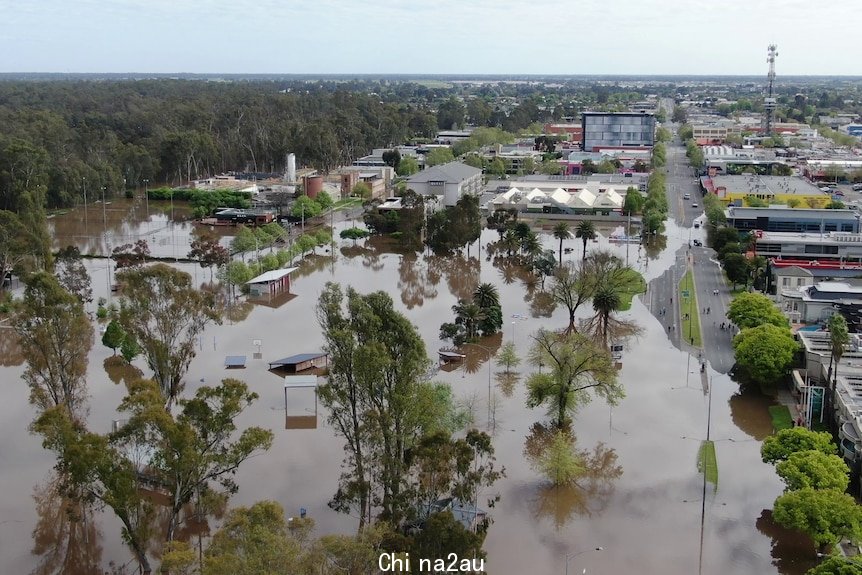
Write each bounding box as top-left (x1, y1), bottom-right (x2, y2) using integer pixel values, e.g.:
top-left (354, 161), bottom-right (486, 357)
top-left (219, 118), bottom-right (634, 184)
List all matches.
top-left (54, 246), bottom-right (92, 305)
top-left (117, 264), bottom-right (220, 406)
top-left (15, 272), bottom-right (93, 417)
top-left (575, 220), bottom-right (597, 261)
top-left (552, 222), bottom-right (571, 266)
top-left (526, 329), bottom-right (622, 429)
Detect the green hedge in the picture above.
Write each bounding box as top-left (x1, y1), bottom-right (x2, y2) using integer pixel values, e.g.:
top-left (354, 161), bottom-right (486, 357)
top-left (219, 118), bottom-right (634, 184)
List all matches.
top-left (147, 187), bottom-right (252, 211)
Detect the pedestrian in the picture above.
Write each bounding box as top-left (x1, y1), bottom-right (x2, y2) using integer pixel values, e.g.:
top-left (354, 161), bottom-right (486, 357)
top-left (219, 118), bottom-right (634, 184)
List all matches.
top-left (707, 307), bottom-right (710, 314)
top-left (667, 325), bottom-right (671, 332)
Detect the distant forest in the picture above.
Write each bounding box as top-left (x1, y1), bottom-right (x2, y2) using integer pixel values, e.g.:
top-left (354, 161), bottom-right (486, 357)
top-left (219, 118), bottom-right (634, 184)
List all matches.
top-left (0, 80), bottom-right (450, 211)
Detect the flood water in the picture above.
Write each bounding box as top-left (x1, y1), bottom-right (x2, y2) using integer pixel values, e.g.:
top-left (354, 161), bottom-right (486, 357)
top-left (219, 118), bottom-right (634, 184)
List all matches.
top-left (0, 199), bottom-right (818, 574)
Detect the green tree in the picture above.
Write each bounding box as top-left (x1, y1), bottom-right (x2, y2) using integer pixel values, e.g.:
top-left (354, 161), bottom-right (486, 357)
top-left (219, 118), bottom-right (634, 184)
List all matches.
top-left (117, 264), bottom-right (220, 406)
top-left (55, 245), bottom-right (93, 304)
top-left (473, 282), bottom-right (503, 337)
top-left (117, 378), bottom-right (274, 542)
top-left (727, 292), bottom-right (789, 329)
top-left (293, 195), bottom-right (323, 218)
top-left (526, 329), bottom-right (622, 429)
top-left (773, 488), bottom-right (862, 553)
top-left (532, 249), bottom-right (557, 290)
top-left (711, 227), bottom-right (740, 252)
top-left (723, 253), bottom-right (751, 289)
top-left (552, 222), bottom-right (571, 266)
top-left (486, 157), bottom-right (507, 177)
top-left (775, 450), bottom-right (850, 492)
top-left (316, 283), bottom-right (436, 527)
top-left (575, 221), bottom-right (597, 262)
top-left (806, 556), bottom-right (862, 575)
top-left (733, 323), bottom-right (798, 384)
top-left (396, 156), bottom-right (420, 176)
top-left (202, 500), bottom-right (302, 575)
top-left (498, 341), bottom-right (520, 374)
top-left (15, 272), bottom-right (94, 417)
top-left (382, 149), bottom-right (401, 169)
top-left (315, 190), bottom-right (334, 211)
top-left (102, 319), bottom-right (125, 355)
top-left (539, 158), bottom-right (563, 175)
top-left (826, 313), bottom-right (849, 389)
top-left (437, 97), bottom-right (466, 130)
top-left (230, 226), bottom-right (258, 260)
top-left (762, 427), bottom-right (837, 464)
top-left (188, 236), bottom-right (230, 281)
top-left (622, 188), bottom-right (644, 216)
top-left (120, 334), bottom-right (141, 363)
top-left (426, 148), bottom-right (455, 167)
top-left (672, 105), bottom-right (687, 123)
top-left (549, 261), bottom-right (595, 334)
top-left (340, 227), bottom-right (370, 244)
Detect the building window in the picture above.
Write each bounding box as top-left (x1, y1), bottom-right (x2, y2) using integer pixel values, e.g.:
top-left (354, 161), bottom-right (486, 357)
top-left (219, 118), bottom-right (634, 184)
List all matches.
top-left (782, 278), bottom-right (790, 287)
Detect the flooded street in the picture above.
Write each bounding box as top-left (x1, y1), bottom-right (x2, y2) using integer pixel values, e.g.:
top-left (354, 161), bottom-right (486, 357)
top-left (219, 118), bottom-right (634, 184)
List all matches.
top-left (0, 202), bottom-right (816, 574)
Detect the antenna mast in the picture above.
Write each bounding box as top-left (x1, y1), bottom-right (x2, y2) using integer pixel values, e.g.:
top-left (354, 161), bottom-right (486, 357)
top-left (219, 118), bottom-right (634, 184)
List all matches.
top-left (763, 44), bottom-right (778, 136)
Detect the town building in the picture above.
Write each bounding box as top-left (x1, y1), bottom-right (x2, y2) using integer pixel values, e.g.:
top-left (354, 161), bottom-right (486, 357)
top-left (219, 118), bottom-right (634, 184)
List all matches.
top-left (581, 112), bottom-right (656, 152)
top-left (481, 144), bottom-right (544, 175)
top-left (405, 161), bottom-right (482, 207)
top-left (779, 281), bottom-right (862, 324)
top-left (339, 166), bottom-right (394, 200)
top-left (725, 206), bottom-right (860, 234)
top-left (702, 174), bottom-right (830, 207)
top-left (543, 123), bottom-right (583, 143)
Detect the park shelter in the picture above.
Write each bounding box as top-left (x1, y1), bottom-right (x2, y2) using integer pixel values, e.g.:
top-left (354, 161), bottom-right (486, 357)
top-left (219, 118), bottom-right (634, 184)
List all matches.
top-left (245, 267), bottom-right (297, 298)
top-left (268, 352), bottom-right (328, 373)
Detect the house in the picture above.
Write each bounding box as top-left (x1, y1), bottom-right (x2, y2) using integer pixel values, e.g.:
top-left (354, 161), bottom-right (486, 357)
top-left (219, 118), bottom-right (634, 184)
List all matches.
top-left (782, 282), bottom-right (862, 324)
top-left (245, 268), bottom-right (297, 298)
top-left (268, 352), bottom-right (328, 372)
top-left (406, 161), bottom-right (482, 207)
top-left (774, 265), bottom-right (814, 306)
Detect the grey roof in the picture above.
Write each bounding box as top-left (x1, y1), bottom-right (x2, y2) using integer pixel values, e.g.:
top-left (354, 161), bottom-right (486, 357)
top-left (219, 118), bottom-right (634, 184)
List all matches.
top-left (269, 352), bottom-right (327, 366)
top-left (407, 161), bottom-right (481, 185)
top-left (774, 266), bottom-right (814, 277)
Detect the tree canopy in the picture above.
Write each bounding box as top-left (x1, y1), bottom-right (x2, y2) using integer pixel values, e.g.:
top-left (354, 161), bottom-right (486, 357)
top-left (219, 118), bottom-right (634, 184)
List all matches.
top-left (727, 292), bottom-right (789, 329)
top-left (732, 323), bottom-right (798, 384)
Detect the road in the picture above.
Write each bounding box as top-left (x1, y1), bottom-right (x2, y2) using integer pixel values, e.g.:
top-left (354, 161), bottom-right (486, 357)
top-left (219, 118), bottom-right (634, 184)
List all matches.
top-left (644, 109), bottom-right (737, 374)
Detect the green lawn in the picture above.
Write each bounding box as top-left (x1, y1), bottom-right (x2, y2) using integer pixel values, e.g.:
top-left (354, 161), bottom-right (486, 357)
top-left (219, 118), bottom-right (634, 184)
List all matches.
top-left (679, 269), bottom-right (703, 348)
top-left (618, 268), bottom-right (647, 311)
top-left (333, 198), bottom-right (362, 210)
top-left (768, 405), bottom-right (794, 431)
top-left (697, 440), bottom-right (718, 489)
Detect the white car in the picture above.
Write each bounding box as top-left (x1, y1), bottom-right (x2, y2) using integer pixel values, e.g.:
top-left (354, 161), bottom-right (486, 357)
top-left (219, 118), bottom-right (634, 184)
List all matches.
top-left (692, 203), bottom-right (699, 208)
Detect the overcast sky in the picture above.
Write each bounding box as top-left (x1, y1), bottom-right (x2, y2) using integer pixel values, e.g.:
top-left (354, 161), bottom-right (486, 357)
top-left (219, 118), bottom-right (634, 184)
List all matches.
top-left (1, 0), bottom-right (860, 76)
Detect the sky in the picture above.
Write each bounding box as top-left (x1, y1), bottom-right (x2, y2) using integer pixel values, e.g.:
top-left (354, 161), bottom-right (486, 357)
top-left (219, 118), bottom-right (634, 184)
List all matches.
top-left (1, 0), bottom-right (861, 76)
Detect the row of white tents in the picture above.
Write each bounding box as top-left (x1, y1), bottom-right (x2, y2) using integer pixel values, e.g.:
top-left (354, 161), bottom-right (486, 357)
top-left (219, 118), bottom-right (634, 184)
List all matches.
top-left (490, 186), bottom-right (626, 212)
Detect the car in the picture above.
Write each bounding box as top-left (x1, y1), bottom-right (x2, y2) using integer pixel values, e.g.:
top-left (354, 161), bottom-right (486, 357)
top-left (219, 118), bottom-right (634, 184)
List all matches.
top-left (693, 239), bottom-right (703, 247)
top-left (683, 193), bottom-right (691, 200)
top-left (694, 222), bottom-right (700, 229)
top-left (691, 203), bottom-right (699, 208)
top-left (853, 183), bottom-right (862, 191)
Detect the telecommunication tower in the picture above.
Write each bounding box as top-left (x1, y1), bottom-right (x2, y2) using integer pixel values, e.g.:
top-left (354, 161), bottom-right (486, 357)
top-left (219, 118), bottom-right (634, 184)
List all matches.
top-left (763, 44), bottom-right (778, 136)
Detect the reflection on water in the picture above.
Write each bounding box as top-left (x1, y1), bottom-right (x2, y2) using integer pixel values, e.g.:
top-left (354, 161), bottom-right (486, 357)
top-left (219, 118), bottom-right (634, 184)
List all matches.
top-left (0, 327), bottom-right (24, 366)
top-left (398, 254), bottom-right (438, 310)
top-left (756, 509), bottom-right (817, 575)
top-left (527, 291), bottom-right (556, 318)
top-left (495, 372), bottom-right (520, 398)
top-left (729, 382), bottom-right (776, 441)
top-left (103, 356), bottom-right (143, 388)
top-left (523, 423), bottom-right (623, 529)
top-left (31, 474), bottom-right (103, 575)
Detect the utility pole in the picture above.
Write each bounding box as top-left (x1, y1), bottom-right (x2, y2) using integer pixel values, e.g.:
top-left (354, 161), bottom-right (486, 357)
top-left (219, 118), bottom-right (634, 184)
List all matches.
top-left (763, 44), bottom-right (778, 136)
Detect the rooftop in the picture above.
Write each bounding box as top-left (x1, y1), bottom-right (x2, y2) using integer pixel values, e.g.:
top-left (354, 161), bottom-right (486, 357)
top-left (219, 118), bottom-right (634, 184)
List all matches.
top-left (406, 161), bottom-right (481, 184)
top-left (711, 175), bottom-right (828, 197)
top-left (246, 267), bottom-right (298, 284)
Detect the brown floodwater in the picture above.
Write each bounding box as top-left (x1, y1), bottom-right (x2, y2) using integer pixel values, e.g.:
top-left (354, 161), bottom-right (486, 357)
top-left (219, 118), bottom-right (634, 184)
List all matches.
top-left (0, 207), bottom-right (816, 574)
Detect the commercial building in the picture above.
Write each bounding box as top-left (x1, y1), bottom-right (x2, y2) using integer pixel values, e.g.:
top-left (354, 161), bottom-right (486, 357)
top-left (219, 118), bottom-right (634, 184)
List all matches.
top-left (581, 112), bottom-right (655, 152)
top-left (339, 166), bottom-right (394, 200)
top-left (702, 175), bottom-right (830, 207)
top-left (779, 281), bottom-right (862, 324)
top-left (725, 206), bottom-right (860, 234)
top-left (490, 185), bottom-right (625, 215)
top-left (543, 123), bottom-right (583, 143)
top-left (756, 231), bottom-right (862, 266)
top-left (405, 161), bottom-right (482, 207)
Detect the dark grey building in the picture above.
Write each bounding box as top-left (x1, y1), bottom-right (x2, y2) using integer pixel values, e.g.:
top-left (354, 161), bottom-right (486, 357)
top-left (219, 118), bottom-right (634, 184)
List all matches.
top-left (581, 112), bottom-right (656, 151)
top-left (725, 206), bottom-right (861, 234)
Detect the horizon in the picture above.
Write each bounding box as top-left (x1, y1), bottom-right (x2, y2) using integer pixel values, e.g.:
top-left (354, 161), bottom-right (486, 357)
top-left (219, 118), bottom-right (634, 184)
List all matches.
top-left (3, 0), bottom-right (862, 76)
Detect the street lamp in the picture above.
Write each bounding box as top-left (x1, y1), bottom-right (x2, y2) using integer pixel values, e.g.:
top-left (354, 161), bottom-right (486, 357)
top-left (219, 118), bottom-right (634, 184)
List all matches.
top-left (564, 546), bottom-right (602, 575)
top-left (460, 341), bottom-right (494, 429)
top-left (143, 179), bottom-right (149, 216)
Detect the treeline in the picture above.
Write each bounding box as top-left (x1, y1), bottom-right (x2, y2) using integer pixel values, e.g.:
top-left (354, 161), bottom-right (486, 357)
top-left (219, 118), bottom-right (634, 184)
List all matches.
top-left (0, 80), bottom-right (433, 211)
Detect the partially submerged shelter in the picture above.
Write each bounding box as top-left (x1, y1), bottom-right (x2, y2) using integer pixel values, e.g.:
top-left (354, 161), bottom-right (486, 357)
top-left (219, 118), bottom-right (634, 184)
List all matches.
top-left (245, 267), bottom-right (297, 298)
top-left (268, 352), bottom-right (328, 373)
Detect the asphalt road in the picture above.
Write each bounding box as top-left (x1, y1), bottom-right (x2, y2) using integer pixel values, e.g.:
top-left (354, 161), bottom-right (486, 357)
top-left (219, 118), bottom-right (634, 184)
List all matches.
top-left (643, 119), bottom-right (737, 375)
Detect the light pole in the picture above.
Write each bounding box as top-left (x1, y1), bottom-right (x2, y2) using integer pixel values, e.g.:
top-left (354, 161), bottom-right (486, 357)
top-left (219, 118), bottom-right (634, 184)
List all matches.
top-left (101, 185), bottom-right (107, 231)
top-left (564, 546), bottom-right (602, 575)
top-left (460, 341), bottom-right (494, 429)
top-left (82, 176), bottom-right (88, 230)
top-left (511, 321), bottom-right (516, 344)
top-left (143, 179), bottom-right (149, 216)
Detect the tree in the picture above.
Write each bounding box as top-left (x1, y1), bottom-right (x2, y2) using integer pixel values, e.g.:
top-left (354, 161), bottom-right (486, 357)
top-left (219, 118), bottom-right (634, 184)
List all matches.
top-left (727, 292), bottom-right (789, 329)
top-left (293, 194), bottom-right (323, 218)
top-left (552, 222), bottom-right (571, 266)
top-left (762, 427), bottom-right (837, 464)
top-left (806, 556), bottom-right (862, 575)
top-left (826, 312), bottom-right (849, 390)
top-left (117, 378), bottom-right (274, 542)
top-left (473, 283), bottom-right (503, 337)
top-left (575, 221), bottom-right (597, 261)
top-left (775, 450), bottom-right (850, 492)
top-left (120, 334), bottom-right (141, 363)
top-left (15, 272), bottom-right (93, 417)
top-left (229, 226), bottom-right (258, 260)
top-left (539, 158), bottom-right (563, 175)
top-left (396, 156), bottom-right (420, 177)
top-left (532, 249), bottom-right (557, 290)
top-left (549, 262), bottom-right (595, 335)
top-left (111, 240), bottom-right (151, 270)
top-left (315, 190), bottom-right (334, 211)
top-left (55, 245), bottom-right (92, 304)
top-left (0, 210), bottom-right (35, 289)
top-left (437, 97), bottom-right (466, 130)
top-left (102, 319), bottom-right (125, 355)
top-left (382, 149), bottom-right (401, 169)
top-left (773, 488), bottom-right (862, 552)
top-left (316, 283), bottom-right (437, 527)
top-left (117, 264), bottom-right (220, 406)
top-left (202, 501), bottom-right (303, 575)
top-left (723, 253), bottom-right (751, 289)
top-left (188, 236), bottom-right (230, 281)
top-left (498, 341), bottom-right (520, 374)
top-left (425, 148), bottom-right (455, 167)
top-left (486, 157), bottom-right (507, 177)
top-left (622, 188), bottom-right (644, 216)
top-left (733, 324), bottom-right (798, 384)
top-left (672, 105), bottom-right (687, 123)
top-left (526, 329), bottom-right (622, 429)
top-left (33, 406), bottom-right (157, 575)
top-left (711, 227), bottom-right (740, 253)
top-left (340, 227), bottom-right (370, 244)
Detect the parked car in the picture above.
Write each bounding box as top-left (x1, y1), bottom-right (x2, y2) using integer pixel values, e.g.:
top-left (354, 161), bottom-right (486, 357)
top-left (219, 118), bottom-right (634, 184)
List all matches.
top-left (692, 203), bottom-right (699, 208)
top-left (693, 239), bottom-right (703, 247)
top-left (852, 183), bottom-right (862, 191)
